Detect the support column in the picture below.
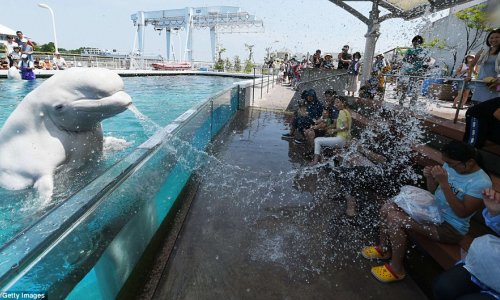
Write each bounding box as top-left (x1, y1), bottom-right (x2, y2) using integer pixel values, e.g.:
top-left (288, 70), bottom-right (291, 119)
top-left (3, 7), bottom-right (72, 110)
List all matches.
top-left (137, 11), bottom-right (145, 56)
top-left (166, 29), bottom-right (171, 61)
top-left (210, 27), bottom-right (217, 63)
top-left (361, 1), bottom-right (380, 84)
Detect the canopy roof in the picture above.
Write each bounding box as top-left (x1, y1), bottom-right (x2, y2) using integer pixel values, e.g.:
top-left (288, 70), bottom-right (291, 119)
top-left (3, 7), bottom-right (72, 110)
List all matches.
top-left (329, 0), bottom-right (475, 23)
top-left (0, 24), bottom-right (16, 36)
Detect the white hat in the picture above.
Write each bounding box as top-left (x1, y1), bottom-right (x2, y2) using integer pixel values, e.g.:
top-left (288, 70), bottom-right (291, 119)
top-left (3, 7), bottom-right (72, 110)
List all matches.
top-left (21, 54), bottom-right (28, 59)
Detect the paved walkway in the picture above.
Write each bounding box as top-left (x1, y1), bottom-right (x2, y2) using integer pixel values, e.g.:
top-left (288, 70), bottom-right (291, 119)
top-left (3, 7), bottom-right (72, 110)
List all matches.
top-left (250, 81), bottom-right (296, 111)
top-left (150, 84), bottom-right (428, 299)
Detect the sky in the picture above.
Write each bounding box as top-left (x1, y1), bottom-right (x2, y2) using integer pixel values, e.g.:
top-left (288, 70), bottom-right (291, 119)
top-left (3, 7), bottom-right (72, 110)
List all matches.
top-left (1, 0), bottom-right (445, 63)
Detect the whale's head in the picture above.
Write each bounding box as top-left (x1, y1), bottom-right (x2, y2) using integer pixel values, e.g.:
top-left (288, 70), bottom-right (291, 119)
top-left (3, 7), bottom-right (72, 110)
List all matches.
top-left (34, 68), bottom-right (132, 132)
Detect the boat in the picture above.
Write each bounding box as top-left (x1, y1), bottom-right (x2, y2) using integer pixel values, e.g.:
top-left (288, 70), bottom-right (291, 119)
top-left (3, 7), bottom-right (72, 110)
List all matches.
top-left (151, 62), bottom-right (192, 71)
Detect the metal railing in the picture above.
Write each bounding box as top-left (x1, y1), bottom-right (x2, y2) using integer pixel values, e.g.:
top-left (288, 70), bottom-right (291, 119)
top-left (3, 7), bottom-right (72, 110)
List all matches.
top-left (379, 73), bottom-right (476, 123)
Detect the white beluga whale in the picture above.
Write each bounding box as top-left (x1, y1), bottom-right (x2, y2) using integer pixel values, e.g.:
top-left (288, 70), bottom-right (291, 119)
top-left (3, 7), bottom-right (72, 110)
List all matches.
top-left (0, 68), bottom-right (132, 202)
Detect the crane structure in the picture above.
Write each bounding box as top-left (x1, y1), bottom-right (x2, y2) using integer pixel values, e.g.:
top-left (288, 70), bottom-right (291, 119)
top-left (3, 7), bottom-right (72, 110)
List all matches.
top-left (131, 6), bottom-right (264, 63)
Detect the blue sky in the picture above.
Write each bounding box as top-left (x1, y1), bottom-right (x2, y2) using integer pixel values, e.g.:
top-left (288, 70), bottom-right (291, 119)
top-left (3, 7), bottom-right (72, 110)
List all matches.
top-left (2, 0), bottom-right (441, 62)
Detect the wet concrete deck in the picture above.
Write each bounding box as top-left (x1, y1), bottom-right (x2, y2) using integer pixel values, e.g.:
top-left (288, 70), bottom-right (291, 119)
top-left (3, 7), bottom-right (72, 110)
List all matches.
top-left (150, 84), bottom-right (429, 299)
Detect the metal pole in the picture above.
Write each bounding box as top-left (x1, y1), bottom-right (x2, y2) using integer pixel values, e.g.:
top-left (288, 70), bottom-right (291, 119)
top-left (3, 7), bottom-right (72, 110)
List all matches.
top-left (260, 67), bottom-right (264, 99)
top-left (252, 68), bottom-right (256, 105)
top-left (38, 4), bottom-right (59, 53)
top-left (267, 68), bottom-right (270, 93)
top-left (210, 100), bottom-right (214, 138)
top-left (272, 68), bottom-right (274, 88)
top-left (453, 79), bottom-right (466, 123)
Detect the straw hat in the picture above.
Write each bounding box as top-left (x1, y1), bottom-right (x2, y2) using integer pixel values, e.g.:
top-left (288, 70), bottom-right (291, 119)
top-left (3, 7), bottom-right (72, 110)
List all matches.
top-left (324, 53), bottom-right (333, 58)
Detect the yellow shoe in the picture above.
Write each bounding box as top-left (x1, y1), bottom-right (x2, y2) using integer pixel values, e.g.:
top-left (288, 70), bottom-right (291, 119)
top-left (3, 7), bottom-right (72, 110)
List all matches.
top-left (361, 246), bottom-right (391, 260)
top-left (371, 263), bottom-right (406, 283)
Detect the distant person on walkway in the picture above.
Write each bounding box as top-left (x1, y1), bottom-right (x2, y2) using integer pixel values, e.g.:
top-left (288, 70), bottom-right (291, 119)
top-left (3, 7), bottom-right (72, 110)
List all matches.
top-left (466, 28), bottom-right (500, 104)
top-left (15, 31), bottom-right (35, 62)
top-left (346, 52), bottom-right (361, 97)
top-left (463, 97), bottom-right (500, 148)
top-left (398, 35), bottom-right (429, 106)
top-left (337, 45), bottom-right (352, 70)
top-left (453, 54), bottom-right (476, 109)
top-left (18, 54), bottom-right (35, 80)
top-left (312, 49), bottom-right (323, 68)
top-left (43, 59), bottom-right (53, 70)
top-left (4, 35), bottom-right (18, 67)
top-left (362, 141), bottom-right (491, 283)
top-left (321, 53), bottom-right (335, 69)
top-left (433, 181), bottom-right (500, 300)
top-left (52, 53), bottom-right (68, 70)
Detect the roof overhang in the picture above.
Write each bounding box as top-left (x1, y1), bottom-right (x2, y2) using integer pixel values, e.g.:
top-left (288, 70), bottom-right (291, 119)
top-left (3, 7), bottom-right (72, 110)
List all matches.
top-left (0, 24), bottom-right (16, 36)
top-left (329, 0), bottom-right (476, 23)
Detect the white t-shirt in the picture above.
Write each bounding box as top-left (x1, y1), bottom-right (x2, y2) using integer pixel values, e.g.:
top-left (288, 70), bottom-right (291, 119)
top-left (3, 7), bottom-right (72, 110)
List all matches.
top-left (53, 56), bottom-right (67, 69)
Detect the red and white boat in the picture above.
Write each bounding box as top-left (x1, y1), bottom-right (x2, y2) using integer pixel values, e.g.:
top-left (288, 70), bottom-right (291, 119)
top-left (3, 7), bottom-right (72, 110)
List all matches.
top-left (151, 62), bottom-right (192, 71)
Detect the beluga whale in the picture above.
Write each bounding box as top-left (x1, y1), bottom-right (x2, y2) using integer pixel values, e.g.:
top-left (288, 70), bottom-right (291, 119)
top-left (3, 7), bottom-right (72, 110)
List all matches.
top-left (0, 68), bottom-right (132, 203)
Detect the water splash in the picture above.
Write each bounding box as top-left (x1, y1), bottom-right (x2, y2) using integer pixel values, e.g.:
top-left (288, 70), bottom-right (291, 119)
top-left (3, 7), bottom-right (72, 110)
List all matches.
top-left (127, 104), bottom-right (162, 136)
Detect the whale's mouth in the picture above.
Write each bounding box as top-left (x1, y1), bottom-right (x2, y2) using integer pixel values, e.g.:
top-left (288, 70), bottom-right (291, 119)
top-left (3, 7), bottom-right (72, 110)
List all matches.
top-left (50, 91), bottom-right (132, 132)
top-left (71, 91), bottom-right (132, 116)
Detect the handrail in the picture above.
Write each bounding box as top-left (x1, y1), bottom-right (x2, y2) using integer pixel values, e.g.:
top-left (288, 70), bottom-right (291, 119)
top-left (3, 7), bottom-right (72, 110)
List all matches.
top-left (297, 71), bottom-right (349, 88)
top-left (382, 73), bottom-right (484, 123)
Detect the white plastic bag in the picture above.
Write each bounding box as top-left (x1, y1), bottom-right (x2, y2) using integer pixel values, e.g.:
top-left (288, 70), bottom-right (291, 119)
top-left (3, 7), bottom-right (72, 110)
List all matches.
top-left (392, 185), bottom-right (443, 224)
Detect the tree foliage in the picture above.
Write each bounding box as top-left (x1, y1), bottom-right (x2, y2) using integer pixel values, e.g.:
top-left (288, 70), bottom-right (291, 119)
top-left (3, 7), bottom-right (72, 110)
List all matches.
top-left (234, 55), bottom-right (241, 72)
top-left (224, 58), bottom-right (233, 71)
top-left (244, 59), bottom-right (254, 73)
top-left (455, 4), bottom-right (492, 58)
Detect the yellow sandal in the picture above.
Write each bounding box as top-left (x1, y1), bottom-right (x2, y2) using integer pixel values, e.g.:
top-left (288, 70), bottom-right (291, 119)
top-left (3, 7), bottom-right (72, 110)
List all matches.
top-left (361, 246), bottom-right (391, 260)
top-left (371, 263), bottom-right (406, 283)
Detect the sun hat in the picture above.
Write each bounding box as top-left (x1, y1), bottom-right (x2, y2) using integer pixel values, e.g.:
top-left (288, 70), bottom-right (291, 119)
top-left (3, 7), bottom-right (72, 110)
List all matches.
top-left (324, 53), bottom-right (333, 58)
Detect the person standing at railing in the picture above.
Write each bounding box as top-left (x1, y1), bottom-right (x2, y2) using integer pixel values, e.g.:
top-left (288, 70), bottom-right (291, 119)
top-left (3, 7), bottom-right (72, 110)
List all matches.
top-left (463, 29), bottom-right (500, 149)
top-left (346, 52), bottom-right (361, 97)
top-left (466, 29), bottom-right (500, 105)
top-left (52, 52), bottom-right (68, 70)
top-left (398, 35), bottom-right (429, 106)
top-left (337, 45), bottom-right (352, 70)
top-left (4, 36), bottom-right (18, 67)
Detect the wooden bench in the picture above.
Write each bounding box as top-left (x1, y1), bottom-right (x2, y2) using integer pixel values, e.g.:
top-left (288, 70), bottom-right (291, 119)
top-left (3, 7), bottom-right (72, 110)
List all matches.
top-left (409, 232), bottom-right (473, 270)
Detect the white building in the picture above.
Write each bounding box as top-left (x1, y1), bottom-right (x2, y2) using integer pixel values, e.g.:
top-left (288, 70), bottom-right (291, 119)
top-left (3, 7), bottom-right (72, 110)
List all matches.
top-left (420, 0), bottom-right (488, 75)
top-left (0, 24), bottom-right (16, 43)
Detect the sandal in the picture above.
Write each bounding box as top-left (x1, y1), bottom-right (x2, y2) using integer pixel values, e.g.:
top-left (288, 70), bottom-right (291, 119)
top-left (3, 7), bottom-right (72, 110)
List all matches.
top-left (371, 263), bottom-right (406, 283)
top-left (361, 246), bottom-right (391, 260)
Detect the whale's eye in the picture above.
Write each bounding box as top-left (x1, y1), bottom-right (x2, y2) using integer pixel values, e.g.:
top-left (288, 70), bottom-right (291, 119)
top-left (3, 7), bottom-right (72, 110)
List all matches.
top-left (55, 104), bottom-right (64, 111)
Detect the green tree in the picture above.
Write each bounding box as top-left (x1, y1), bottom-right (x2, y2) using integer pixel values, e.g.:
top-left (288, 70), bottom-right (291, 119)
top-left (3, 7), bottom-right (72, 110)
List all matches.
top-left (455, 4), bottom-right (492, 59)
top-left (214, 58), bottom-right (225, 71)
top-left (36, 42), bottom-right (56, 53)
top-left (214, 46), bottom-right (226, 71)
top-left (224, 58), bottom-right (233, 71)
top-left (234, 56), bottom-right (241, 72)
top-left (244, 59), bottom-right (254, 74)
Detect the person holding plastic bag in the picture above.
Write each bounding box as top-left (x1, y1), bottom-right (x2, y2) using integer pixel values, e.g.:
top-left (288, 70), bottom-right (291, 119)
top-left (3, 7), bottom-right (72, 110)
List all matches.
top-left (433, 185), bottom-right (500, 299)
top-left (361, 141), bottom-right (491, 283)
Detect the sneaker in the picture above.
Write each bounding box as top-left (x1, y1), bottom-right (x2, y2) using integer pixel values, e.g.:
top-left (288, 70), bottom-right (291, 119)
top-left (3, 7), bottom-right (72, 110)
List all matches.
top-left (294, 139), bottom-right (305, 144)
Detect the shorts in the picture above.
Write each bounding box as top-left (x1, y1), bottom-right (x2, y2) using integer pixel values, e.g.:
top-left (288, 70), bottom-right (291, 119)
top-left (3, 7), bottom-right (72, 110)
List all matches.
top-left (435, 222), bottom-right (464, 244)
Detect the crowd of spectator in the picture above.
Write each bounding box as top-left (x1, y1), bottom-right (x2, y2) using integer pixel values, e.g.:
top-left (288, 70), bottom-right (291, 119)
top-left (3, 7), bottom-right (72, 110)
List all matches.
top-left (281, 28), bottom-right (499, 298)
top-left (1, 30), bottom-right (69, 80)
